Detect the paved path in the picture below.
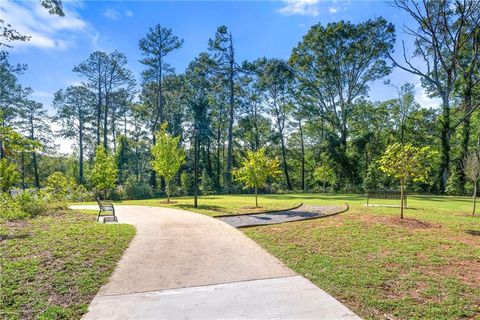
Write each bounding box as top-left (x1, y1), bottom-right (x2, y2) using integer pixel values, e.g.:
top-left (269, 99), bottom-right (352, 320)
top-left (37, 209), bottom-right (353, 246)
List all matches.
top-left (72, 205), bottom-right (360, 320)
top-left (217, 204), bottom-right (348, 228)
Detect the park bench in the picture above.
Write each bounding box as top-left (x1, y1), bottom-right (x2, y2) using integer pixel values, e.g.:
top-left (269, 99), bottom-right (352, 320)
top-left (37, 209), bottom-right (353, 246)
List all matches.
top-left (365, 191), bottom-right (407, 206)
top-left (96, 198), bottom-right (118, 223)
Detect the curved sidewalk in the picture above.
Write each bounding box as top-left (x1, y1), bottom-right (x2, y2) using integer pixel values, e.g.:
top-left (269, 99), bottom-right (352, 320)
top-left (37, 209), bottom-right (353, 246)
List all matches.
top-left (72, 205), bottom-right (360, 320)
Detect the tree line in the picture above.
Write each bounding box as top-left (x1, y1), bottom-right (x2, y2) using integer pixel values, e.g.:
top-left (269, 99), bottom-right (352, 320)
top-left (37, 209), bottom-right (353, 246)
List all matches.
top-left (1, 0), bottom-right (480, 199)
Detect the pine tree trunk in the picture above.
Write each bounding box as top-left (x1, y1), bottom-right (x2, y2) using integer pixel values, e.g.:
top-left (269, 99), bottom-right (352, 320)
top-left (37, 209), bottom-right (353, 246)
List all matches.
top-left (225, 35), bottom-right (235, 193)
top-left (32, 151), bottom-right (40, 188)
top-left (299, 120), bottom-right (305, 191)
top-left (103, 93), bottom-right (109, 150)
top-left (79, 122), bottom-right (84, 184)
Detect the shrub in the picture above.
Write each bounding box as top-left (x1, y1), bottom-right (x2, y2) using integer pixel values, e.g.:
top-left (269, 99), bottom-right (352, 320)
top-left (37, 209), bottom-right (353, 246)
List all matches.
top-left (446, 164), bottom-right (464, 196)
top-left (45, 172), bottom-right (76, 201)
top-left (180, 172), bottom-right (191, 196)
top-left (0, 159), bottom-right (19, 193)
top-left (200, 169), bottom-right (215, 195)
top-left (0, 189), bottom-right (66, 221)
top-left (71, 185), bottom-right (94, 202)
top-left (0, 193), bottom-right (27, 221)
top-left (124, 177), bottom-right (153, 200)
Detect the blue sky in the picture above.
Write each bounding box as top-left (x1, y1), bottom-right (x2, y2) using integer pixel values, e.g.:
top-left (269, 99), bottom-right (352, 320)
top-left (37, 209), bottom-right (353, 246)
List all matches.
top-left (2, 0), bottom-right (438, 114)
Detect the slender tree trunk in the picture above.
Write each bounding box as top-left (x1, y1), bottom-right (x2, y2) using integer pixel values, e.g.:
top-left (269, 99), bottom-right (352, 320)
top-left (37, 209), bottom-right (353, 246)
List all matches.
top-left (255, 185), bottom-right (258, 208)
top-left (79, 123), bottom-right (84, 184)
top-left (299, 120), bottom-right (305, 191)
top-left (103, 92), bottom-right (109, 150)
top-left (0, 118), bottom-right (4, 159)
top-left (280, 134), bottom-right (292, 190)
top-left (216, 125), bottom-right (221, 190)
top-left (112, 108), bottom-right (117, 152)
top-left (254, 104), bottom-right (259, 151)
top-left (150, 130), bottom-right (157, 190)
top-left (473, 181), bottom-right (477, 216)
top-left (96, 83), bottom-right (102, 146)
top-left (194, 130), bottom-right (199, 208)
top-left (32, 151), bottom-right (40, 188)
top-left (460, 77), bottom-right (473, 194)
top-left (29, 112), bottom-right (40, 188)
top-left (400, 180), bottom-right (404, 219)
top-left (225, 35), bottom-right (235, 193)
top-left (21, 152), bottom-right (26, 190)
top-left (439, 93), bottom-right (451, 192)
top-left (225, 72), bottom-right (234, 193)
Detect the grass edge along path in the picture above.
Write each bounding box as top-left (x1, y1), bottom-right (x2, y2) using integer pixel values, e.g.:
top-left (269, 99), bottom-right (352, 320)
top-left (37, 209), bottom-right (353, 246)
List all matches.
top-left (0, 209), bottom-right (135, 320)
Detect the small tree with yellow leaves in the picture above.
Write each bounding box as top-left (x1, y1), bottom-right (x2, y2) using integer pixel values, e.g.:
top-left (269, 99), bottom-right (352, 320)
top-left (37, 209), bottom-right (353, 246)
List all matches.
top-left (378, 143), bottom-right (434, 219)
top-left (234, 148), bottom-right (281, 208)
top-left (151, 123), bottom-right (185, 202)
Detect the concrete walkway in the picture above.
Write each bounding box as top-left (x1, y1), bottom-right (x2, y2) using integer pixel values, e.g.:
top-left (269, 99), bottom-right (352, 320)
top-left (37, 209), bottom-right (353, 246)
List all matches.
top-left (72, 205), bottom-right (360, 320)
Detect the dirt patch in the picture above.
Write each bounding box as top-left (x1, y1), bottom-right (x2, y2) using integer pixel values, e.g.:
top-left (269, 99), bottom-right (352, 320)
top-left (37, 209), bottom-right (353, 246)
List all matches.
top-left (387, 217), bottom-right (438, 229)
top-left (159, 200), bottom-right (177, 204)
top-left (357, 214), bottom-right (438, 229)
top-left (421, 260), bottom-right (480, 288)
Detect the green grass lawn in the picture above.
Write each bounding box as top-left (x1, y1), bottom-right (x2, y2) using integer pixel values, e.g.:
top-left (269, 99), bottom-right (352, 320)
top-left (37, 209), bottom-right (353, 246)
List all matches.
top-left (81, 193), bottom-right (480, 319)
top-left (0, 209), bottom-right (135, 320)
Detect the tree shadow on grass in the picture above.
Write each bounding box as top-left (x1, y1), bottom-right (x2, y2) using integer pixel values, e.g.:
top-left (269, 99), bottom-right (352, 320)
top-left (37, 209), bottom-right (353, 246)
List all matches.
top-left (175, 203), bottom-right (226, 213)
top-left (0, 233), bottom-right (31, 241)
top-left (466, 230), bottom-right (480, 236)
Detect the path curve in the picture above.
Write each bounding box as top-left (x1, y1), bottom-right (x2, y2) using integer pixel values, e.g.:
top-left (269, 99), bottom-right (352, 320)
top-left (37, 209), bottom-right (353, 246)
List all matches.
top-left (72, 205), bottom-right (360, 320)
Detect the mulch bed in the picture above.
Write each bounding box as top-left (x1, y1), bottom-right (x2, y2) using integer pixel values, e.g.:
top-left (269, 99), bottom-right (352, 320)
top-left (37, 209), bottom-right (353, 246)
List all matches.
top-left (217, 204), bottom-right (348, 228)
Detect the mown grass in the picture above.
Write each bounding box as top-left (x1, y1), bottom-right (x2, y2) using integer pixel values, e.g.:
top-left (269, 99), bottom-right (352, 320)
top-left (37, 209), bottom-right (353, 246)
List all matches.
top-left (79, 193), bottom-right (480, 319)
top-left (0, 209), bottom-right (135, 320)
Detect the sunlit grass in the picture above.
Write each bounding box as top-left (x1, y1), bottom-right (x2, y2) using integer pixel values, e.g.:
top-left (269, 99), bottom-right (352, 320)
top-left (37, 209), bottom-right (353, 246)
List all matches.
top-left (75, 193), bottom-right (480, 319)
top-left (0, 209), bottom-right (135, 320)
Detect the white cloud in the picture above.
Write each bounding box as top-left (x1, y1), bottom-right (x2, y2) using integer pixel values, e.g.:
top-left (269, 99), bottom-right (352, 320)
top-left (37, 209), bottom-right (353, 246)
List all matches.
top-left (0, 1), bottom-right (91, 50)
top-left (125, 10), bottom-right (133, 17)
top-left (278, 0), bottom-right (320, 16)
top-left (329, 7), bottom-right (338, 14)
top-left (415, 87), bottom-right (441, 110)
top-left (103, 8), bottom-right (120, 20)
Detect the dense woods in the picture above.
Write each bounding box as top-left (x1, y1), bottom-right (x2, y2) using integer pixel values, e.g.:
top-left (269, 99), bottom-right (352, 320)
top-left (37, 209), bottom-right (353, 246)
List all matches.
top-left (1, 0), bottom-right (480, 200)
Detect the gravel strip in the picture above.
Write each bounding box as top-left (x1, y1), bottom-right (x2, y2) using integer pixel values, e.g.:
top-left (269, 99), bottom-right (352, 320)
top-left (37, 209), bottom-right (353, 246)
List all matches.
top-left (217, 204), bottom-right (348, 228)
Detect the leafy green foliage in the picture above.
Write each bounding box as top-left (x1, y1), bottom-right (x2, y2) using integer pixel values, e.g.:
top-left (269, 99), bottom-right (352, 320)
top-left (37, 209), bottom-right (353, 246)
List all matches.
top-left (45, 172), bottom-right (77, 201)
top-left (180, 171), bottom-right (191, 196)
top-left (124, 176), bottom-right (153, 200)
top-left (234, 148), bottom-right (281, 207)
top-left (90, 146), bottom-right (118, 198)
top-left (378, 143), bottom-right (434, 184)
top-left (313, 164), bottom-right (336, 190)
top-left (200, 168), bottom-right (214, 195)
top-left (379, 143), bottom-right (436, 217)
top-left (151, 123), bottom-right (185, 201)
top-left (0, 158), bottom-right (19, 193)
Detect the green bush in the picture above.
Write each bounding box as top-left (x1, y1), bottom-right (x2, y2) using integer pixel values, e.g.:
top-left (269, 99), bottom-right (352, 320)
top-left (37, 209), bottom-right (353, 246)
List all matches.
top-left (0, 189), bottom-right (66, 221)
top-left (180, 172), bottom-right (191, 196)
top-left (124, 177), bottom-right (153, 200)
top-left (70, 184), bottom-right (94, 202)
top-left (200, 169), bottom-right (214, 195)
top-left (0, 192), bottom-right (27, 220)
top-left (45, 172), bottom-right (76, 200)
